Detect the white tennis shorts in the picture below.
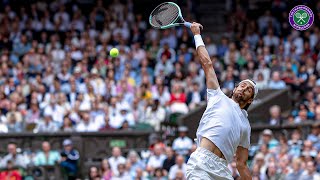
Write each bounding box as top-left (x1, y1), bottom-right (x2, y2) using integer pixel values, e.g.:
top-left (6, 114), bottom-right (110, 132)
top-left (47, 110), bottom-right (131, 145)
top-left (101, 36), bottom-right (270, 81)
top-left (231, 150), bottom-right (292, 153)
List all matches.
top-left (186, 147), bottom-right (233, 180)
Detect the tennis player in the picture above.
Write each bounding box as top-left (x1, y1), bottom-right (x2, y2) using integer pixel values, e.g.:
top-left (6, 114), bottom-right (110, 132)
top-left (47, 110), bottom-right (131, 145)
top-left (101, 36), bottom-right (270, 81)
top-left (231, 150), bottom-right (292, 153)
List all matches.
top-left (186, 22), bottom-right (258, 180)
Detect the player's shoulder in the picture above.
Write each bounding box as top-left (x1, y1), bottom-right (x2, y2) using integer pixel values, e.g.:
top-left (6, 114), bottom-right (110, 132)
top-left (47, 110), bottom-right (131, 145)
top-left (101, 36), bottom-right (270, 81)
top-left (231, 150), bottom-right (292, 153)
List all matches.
top-left (206, 88), bottom-right (227, 98)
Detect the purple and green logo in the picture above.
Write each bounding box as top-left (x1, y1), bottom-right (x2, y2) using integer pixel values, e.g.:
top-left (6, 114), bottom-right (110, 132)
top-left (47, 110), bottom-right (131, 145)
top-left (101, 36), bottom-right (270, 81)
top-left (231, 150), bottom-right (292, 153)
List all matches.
top-left (289, 5), bottom-right (314, 31)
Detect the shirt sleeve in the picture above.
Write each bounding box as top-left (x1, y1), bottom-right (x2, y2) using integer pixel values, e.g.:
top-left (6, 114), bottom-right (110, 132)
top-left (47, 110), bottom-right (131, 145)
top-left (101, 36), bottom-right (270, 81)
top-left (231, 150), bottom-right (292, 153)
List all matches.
top-left (172, 139), bottom-right (178, 150)
top-left (239, 126), bottom-right (251, 149)
top-left (168, 166), bottom-right (175, 180)
top-left (206, 88), bottom-right (224, 104)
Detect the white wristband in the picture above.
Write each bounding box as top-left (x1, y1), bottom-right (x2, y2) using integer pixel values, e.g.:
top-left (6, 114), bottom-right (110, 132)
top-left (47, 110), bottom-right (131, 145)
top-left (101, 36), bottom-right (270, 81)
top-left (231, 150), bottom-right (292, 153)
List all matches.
top-left (194, 34), bottom-right (205, 49)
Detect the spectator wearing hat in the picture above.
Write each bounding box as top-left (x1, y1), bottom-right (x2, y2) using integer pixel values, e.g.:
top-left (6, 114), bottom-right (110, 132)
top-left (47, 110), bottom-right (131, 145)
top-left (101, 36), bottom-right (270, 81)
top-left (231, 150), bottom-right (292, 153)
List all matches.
top-left (110, 104), bottom-right (135, 129)
top-left (259, 129), bottom-right (279, 150)
top-left (172, 126), bottom-right (193, 156)
top-left (252, 152), bottom-right (267, 179)
top-left (60, 139), bottom-right (80, 179)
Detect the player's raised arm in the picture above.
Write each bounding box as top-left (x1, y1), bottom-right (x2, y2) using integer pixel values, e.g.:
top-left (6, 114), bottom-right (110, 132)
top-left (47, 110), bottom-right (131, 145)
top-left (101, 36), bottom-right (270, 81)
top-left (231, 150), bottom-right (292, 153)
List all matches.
top-left (235, 146), bottom-right (252, 180)
top-left (190, 22), bottom-right (219, 90)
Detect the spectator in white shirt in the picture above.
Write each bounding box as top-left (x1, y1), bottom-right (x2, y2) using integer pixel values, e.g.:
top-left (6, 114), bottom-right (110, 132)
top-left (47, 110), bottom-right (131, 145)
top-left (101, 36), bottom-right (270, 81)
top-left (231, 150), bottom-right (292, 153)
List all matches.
top-left (168, 155), bottom-right (187, 180)
top-left (255, 72), bottom-right (268, 90)
top-left (111, 163), bottom-right (132, 180)
top-left (109, 96), bottom-right (120, 117)
top-left (172, 126), bottom-right (193, 156)
top-left (50, 45), bottom-right (65, 66)
top-left (147, 144), bottom-right (167, 172)
top-left (110, 104), bottom-right (135, 129)
top-left (90, 68), bottom-right (106, 96)
top-left (43, 98), bottom-right (64, 126)
top-left (155, 54), bottom-right (174, 77)
top-left (141, 99), bottom-right (166, 131)
top-left (0, 143), bottom-right (28, 169)
top-left (34, 114), bottom-right (59, 133)
top-left (76, 112), bottom-right (99, 132)
top-left (0, 118), bottom-right (8, 133)
top-left (108, 147), bottom-right (126, 176)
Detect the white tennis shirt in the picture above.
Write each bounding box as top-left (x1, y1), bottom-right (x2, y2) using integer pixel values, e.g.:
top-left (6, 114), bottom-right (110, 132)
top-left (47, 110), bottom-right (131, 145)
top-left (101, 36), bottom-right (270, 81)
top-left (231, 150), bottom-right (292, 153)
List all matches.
top-left (196, 88), bottom-right (251, 163)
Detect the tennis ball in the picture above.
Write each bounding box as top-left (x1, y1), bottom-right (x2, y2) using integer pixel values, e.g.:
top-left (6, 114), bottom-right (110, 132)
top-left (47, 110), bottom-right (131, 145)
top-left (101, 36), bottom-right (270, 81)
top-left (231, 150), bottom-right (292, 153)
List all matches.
top-left (110, 48), bottom-right (119, 58)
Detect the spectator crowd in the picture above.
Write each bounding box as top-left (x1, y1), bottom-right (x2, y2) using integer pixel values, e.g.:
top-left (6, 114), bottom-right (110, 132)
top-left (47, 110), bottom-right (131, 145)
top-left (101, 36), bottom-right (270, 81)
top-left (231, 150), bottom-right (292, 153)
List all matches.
top-left (1, 0), bottom-right (320, 179)
top-left (0, 0), bottom-right (201, 134)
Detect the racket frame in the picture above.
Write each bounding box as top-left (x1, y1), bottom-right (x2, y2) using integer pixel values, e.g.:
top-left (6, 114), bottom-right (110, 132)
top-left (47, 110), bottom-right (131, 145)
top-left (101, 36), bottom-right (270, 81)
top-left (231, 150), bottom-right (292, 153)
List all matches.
top-left (149, 2), bottom-right (191, 29)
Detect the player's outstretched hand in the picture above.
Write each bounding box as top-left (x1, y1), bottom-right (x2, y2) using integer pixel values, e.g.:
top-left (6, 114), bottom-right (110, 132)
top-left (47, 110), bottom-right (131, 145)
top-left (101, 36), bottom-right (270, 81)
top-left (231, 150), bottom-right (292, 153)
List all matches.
top-left (190, 22), bottom-right (203, 36)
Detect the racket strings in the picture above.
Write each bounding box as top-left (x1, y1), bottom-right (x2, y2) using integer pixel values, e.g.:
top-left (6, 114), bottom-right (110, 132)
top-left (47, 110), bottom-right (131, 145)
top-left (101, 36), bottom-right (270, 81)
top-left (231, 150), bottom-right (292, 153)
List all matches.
top-left (150, 3), bottom-right (179, 27)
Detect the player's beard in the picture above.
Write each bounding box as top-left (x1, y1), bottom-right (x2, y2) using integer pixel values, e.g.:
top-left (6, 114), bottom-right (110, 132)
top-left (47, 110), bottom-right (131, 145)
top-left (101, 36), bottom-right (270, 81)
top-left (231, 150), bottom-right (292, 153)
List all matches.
top-left (233, 91), bottom-right (247, 104)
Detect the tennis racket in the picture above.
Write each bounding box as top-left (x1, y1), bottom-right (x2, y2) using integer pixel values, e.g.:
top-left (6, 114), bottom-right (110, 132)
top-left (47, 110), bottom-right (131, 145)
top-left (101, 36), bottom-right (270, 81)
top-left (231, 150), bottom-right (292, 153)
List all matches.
top-left (149, 2), bottom-right (192, 29)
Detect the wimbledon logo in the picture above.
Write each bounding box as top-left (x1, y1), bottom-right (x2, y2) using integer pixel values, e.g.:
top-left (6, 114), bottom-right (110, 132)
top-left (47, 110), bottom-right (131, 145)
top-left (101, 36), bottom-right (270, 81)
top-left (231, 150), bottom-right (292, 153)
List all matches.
top-left (289, 5), bottom-right (314, 31)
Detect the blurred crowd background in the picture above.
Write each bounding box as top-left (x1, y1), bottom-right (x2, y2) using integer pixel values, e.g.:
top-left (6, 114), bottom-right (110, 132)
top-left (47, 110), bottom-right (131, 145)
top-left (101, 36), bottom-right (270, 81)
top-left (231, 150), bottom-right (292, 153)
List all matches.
top-left (0, 0), bottom-right (320, 179)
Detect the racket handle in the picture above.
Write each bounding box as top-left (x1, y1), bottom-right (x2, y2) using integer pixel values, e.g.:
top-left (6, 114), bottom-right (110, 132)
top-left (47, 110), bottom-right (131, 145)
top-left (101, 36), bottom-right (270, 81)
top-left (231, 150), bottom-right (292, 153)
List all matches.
top-left (184, 22), bottom-right (192, 28)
